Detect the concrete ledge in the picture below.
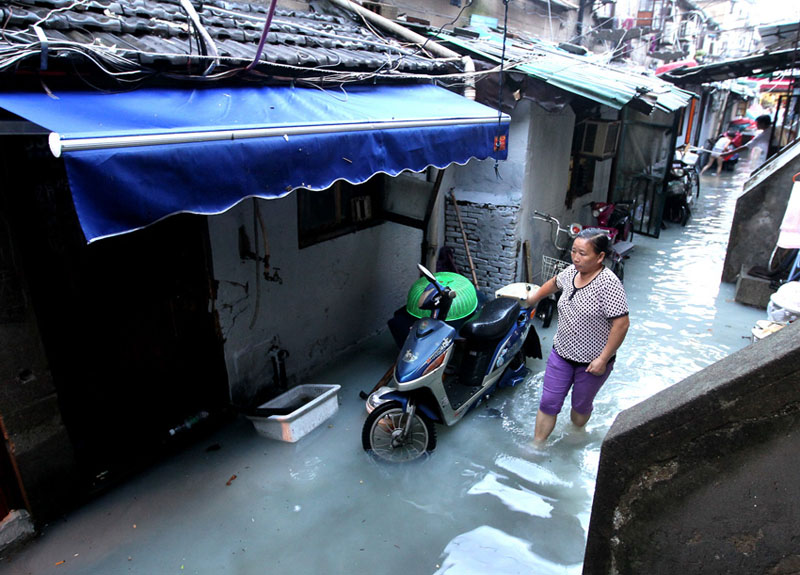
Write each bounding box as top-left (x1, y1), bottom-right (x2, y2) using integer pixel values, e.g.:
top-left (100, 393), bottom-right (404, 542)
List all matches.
top-left (585, 321), bottom-right (800, 574)
top-left (734, 265), bottom-right (776, 309)
top-left (0, 510), bottom-right (34, 556)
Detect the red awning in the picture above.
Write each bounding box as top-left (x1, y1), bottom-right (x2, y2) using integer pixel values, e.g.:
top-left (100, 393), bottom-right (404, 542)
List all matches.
top-left (656, 59), bottom-right (698, 76)
top-left (758, 79), bottom-right (793, 92)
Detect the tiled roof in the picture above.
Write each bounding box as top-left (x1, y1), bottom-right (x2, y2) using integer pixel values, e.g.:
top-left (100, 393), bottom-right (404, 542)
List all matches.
top-left (0, 0), bottom-right (454, 85)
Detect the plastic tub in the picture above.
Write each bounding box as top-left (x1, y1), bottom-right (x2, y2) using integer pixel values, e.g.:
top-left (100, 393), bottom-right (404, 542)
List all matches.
top-left (246, 384), bottom-right (341, 442)
top-left (767, 281), bottom-right (800, 323)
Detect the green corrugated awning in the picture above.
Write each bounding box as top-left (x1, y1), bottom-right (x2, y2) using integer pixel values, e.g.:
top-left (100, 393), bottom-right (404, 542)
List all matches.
top-left (664, 48), bottom-right (800, 85)
top-left (442, 35), bottom-right (695, 113)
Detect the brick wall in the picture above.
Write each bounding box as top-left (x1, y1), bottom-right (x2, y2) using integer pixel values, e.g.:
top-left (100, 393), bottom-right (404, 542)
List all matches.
top-left (445, 197), bottom-right (520, 294)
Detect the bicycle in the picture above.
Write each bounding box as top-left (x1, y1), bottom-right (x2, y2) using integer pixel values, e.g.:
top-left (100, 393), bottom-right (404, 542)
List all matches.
top-left (532, 211), bottom-right (578, 327)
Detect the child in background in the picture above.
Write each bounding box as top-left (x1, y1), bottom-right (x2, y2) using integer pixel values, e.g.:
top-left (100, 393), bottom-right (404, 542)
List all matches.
top-left (700, 132), bottom-right (732, 177)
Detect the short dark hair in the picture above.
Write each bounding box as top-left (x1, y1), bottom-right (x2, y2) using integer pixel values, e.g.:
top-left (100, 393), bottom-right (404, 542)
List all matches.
top-left (575, 228), bottom-right (610, 259)
top-left (756, 114), bottom-right (772, 128)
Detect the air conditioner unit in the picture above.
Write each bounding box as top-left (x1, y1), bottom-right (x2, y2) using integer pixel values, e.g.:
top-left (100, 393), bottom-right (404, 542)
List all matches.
top-left (578, 120), bottom-right (621, 159)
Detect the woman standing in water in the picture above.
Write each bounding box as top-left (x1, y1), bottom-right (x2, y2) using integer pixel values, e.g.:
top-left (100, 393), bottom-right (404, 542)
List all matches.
top-left (526, 229), bottom-right (630, 445)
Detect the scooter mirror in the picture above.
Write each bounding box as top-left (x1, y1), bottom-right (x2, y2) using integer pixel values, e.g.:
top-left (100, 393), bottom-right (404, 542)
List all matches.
top-left (417, 263), bottom-right (439, 288)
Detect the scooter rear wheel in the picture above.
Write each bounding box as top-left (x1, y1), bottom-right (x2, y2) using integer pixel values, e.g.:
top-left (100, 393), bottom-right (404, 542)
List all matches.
top-left (362, 401), bottom-right (436, 463)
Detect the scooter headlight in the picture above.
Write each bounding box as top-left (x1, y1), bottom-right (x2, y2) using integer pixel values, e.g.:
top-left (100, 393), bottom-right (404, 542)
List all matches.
top-left (365, 387), bottom-right (393, 413)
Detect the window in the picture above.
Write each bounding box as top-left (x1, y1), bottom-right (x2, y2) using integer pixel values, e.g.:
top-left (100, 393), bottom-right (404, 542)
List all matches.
top-left (297, 176), bottom-right (384, 248)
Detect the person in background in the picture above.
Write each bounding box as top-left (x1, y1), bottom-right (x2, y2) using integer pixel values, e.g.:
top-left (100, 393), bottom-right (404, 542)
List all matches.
top-left (724, 115), bottom-right (773, 172)
top-left (526, 230), bottom-right (630, 446)
top-left (699, 131), bottom-right (732, 177)
top-left (721, 130), bottom-right (743, 165)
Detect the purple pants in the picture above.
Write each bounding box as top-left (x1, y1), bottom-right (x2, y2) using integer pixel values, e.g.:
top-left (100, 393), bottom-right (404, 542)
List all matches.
top-left (539, 349), bottom-right (614, 416)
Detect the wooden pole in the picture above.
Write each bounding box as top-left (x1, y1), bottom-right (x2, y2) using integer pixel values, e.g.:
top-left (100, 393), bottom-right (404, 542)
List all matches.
top-left (449, 190), bottom-right (479, 289)
top-left (524, 240), bottom-right (533, 283)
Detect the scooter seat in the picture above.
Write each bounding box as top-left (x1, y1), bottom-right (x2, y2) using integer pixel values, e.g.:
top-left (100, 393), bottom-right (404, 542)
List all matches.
top-left (460, 297), bottom-right (520, 341)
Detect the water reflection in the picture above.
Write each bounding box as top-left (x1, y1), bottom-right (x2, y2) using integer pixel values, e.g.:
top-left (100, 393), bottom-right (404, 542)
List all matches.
top-left (432, 171), bottom-right (764, 574)
top-left (433, 526), bottom-right (580, 575)
top-left (467, 472), bottom-right (554, 517)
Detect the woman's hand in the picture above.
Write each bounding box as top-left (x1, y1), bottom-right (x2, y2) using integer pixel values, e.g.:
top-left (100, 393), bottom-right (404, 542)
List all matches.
top-left (527, 276), bottom-right (559, 308)
top-left (586, 357), bottom-right (608, 375)
top-left (586, 315), bottom-right (629, 375)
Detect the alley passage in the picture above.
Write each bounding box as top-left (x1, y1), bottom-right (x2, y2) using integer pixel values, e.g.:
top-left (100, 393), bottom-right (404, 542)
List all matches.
top-left (0, 170), bottom-right (764, 575)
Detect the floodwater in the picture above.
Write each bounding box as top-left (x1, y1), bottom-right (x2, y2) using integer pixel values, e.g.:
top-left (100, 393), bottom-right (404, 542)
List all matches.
top-left (0, 170), bottom-right (766, 575)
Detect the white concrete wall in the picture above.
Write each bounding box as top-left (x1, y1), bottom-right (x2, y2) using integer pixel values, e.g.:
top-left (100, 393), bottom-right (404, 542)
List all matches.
top-left (376, 0), bottom-right (580, 43)
top-left (208, 194), bottom-right (420, 405)
top-left (522, 102), bottom-right (577, 279)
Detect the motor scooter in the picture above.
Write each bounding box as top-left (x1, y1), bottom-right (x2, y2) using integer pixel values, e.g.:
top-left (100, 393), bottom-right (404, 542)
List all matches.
top-left (588, 200), bottom-right (635, 244)
top-left (362, 264), bottom-right (541, 462)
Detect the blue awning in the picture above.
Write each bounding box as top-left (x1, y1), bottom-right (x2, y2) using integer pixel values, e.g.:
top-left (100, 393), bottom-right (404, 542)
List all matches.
top-left (0, 84), bottom-right (508, 242)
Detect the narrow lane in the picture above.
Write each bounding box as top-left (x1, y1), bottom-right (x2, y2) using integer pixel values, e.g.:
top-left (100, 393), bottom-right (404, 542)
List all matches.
top-left (0, 170), bottom-right (766, 575)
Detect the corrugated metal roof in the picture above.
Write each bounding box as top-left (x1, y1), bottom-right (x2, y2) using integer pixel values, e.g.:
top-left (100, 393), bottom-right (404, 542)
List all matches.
top-left (442, 34), bottom-right (695, 113)
top-left (665, 49), bottom-right (800, 85)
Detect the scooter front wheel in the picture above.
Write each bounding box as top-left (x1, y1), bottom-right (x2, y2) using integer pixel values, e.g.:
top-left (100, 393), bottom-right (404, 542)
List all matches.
top-left (362, 401), bottom-right (436, 463)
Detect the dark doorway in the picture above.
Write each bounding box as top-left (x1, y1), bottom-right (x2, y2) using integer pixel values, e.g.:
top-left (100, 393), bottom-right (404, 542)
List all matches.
top-left (2, 137), bottom-right (229, 490)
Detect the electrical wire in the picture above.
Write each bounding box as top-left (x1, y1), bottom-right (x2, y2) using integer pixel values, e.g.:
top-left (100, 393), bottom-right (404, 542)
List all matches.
top-left (494, 0), bottom-right (510, 178)
top-left (32, 0), bottom-right (91, 28)
top-left (0, 1), bottom-right (535, 89)
top-left (414, 0), bottom-right (474, 57)
top-left (245, 0), bottom-right (277, 71)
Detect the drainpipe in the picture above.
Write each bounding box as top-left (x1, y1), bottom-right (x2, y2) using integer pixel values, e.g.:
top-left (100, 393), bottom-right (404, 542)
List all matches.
top-left (576, 0), bottom-right (587, 46)
top-left (462, 56), bottom-right (476, 101)
top-left (327, 0), bottom-right (476, 100)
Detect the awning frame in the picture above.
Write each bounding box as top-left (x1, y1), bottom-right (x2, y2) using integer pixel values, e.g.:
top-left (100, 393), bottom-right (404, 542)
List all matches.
top-left (50, 116), bottom-right (506, 157)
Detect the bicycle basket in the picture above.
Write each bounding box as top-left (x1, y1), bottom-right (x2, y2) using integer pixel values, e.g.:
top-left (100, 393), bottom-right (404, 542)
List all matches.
top-left (542, 255), bottom-right (571, 279)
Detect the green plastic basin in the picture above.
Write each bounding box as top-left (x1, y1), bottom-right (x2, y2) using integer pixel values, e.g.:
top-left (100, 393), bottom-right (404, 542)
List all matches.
top-left (405, 272), bottom-right (477, 321)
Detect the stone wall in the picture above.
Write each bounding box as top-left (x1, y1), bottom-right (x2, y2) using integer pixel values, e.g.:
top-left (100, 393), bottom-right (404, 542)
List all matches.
top-left (721, 140), bottom-right (800, 284)
top-left (584, 321), bottom-right (800, 575)
top-left (444, 197), bottom-right (520, 294)
top-left (0, 138), bottom-right (81, 529)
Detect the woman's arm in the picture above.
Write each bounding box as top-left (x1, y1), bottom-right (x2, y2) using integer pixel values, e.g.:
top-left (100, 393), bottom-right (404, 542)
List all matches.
top-left (586, 314), bottom-right (630, 375)
top-left (526, 276), bottom-right (560, 308)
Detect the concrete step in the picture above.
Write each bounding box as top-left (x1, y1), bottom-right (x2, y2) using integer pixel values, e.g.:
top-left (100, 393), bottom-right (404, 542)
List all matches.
top-left (735, 265), bottom-right (777, 309)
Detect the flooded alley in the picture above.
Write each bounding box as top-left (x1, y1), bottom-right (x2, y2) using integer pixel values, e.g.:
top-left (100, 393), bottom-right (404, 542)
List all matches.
top-left (0, 169), bottom-right (766, 575)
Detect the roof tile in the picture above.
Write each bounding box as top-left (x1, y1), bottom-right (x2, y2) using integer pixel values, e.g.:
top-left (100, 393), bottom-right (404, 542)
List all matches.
top-left (0, 0), bottom-right (454, 85)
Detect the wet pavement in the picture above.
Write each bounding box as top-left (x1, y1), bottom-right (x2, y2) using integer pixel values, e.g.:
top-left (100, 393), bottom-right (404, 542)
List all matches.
top-left (0, 168), bottom-right (766, 575)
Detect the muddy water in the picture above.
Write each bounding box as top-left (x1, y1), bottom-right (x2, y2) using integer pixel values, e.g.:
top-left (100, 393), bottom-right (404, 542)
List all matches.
top-left (0, 171), bottom-right (765, 575)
